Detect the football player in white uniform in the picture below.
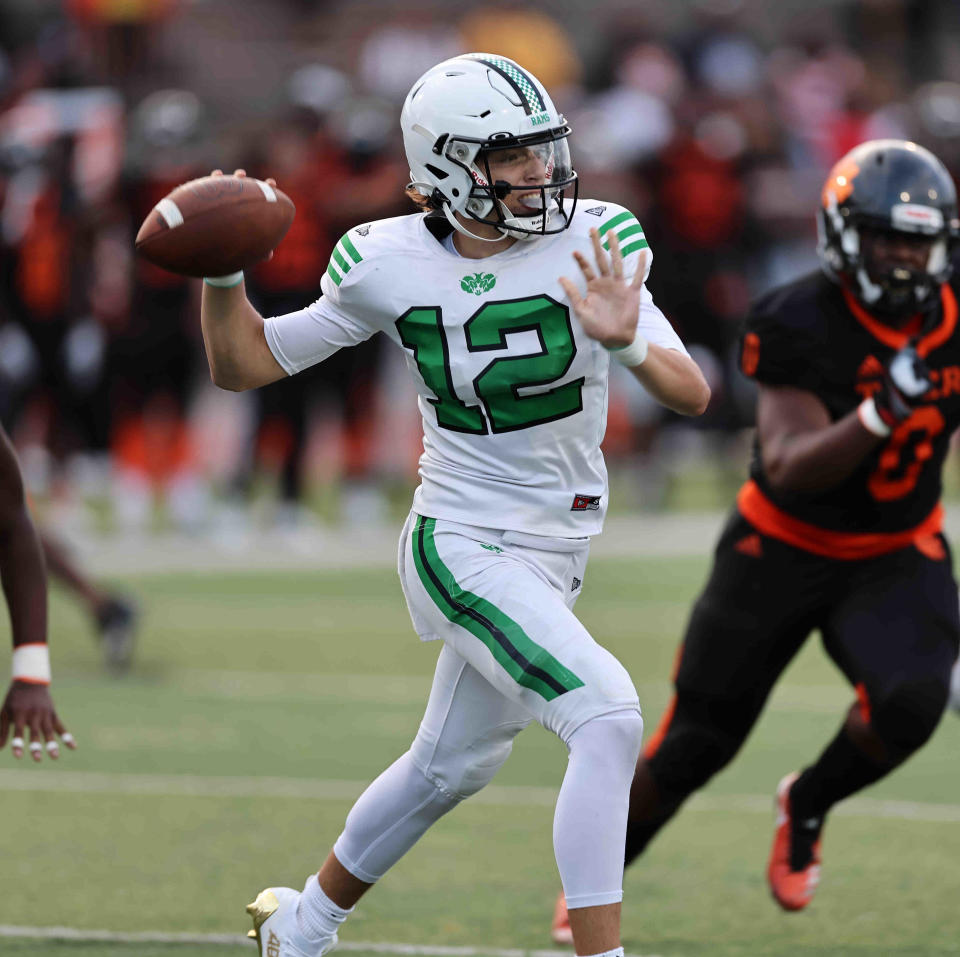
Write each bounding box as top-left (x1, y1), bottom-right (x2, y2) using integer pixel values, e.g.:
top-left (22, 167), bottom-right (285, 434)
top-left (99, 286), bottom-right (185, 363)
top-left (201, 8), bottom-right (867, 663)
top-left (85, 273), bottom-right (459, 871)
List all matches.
top-left (200, 54), bottom-right (709, 957)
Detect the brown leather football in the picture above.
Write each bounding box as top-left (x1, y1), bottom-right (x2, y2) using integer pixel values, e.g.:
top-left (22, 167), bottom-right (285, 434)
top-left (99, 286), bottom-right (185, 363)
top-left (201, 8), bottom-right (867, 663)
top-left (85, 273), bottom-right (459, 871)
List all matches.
top-left (134, 174), bottom-right (295, 278)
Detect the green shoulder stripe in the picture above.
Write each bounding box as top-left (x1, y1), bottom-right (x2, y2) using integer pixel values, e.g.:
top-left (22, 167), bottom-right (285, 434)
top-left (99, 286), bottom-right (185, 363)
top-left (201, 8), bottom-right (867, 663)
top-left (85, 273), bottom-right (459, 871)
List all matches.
top-left (326, 231), bottom-right (366, 287)
top-left (598, 209), bottom-right (646, 254)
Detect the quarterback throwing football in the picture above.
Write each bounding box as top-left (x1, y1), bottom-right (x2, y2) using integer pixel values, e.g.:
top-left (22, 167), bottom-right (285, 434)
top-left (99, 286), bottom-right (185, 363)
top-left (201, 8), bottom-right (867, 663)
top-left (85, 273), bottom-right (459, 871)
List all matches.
top-left (200, 54), bottom-right (709, 957)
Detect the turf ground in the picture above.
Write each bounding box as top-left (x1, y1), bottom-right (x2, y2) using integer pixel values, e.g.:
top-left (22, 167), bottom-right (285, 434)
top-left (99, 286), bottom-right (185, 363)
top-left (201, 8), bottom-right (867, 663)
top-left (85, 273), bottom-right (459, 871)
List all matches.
top-left (3, 549), bottom-right (960, 957)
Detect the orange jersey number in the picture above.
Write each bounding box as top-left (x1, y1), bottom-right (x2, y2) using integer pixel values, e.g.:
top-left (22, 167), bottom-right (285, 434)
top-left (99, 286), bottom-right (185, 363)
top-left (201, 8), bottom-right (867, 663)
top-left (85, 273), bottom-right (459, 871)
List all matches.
top-left (867, 406), bottom-right (945, 501)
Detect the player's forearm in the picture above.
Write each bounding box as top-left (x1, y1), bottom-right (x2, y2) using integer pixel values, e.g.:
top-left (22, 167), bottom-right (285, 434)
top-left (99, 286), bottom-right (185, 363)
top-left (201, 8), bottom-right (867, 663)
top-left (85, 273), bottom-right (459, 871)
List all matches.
top-left (762, 411), bottom-right (881, 493)
top-left (0, 507), bottom-right (48, 648)
top-left (628, 345), bottom-right (711, 416)
top-left (200, 283), bottom-right (278, 391)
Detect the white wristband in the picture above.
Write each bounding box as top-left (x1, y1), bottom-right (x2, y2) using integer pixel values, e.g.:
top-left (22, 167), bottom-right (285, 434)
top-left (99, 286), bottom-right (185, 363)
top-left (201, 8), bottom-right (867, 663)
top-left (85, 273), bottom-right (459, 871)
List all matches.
top-left (857, 396), bottom-right (891, 438)
top-left (606, 333), bottom-right (649, 367)
top-left (203, 271), bottom-right (244, 288)
top-left (12, 643), bottom-right (51, 685)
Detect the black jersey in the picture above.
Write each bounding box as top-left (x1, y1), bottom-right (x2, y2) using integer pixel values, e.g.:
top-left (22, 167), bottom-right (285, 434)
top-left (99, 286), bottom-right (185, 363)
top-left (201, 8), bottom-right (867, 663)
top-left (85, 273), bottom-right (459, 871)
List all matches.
top-left (739, 270), bottom-right (960, 535)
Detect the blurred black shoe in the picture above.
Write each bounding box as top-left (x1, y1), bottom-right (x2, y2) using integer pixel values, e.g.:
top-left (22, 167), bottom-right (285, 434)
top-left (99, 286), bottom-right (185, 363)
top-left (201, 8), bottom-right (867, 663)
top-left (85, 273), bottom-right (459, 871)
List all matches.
top-left (96, 596), bottom-right (139, 673)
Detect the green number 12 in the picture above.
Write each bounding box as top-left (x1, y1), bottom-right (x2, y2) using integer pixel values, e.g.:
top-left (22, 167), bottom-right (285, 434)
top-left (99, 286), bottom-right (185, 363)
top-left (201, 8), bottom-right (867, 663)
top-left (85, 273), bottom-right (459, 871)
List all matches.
top-left (396, 296), bottom-right (584, 434)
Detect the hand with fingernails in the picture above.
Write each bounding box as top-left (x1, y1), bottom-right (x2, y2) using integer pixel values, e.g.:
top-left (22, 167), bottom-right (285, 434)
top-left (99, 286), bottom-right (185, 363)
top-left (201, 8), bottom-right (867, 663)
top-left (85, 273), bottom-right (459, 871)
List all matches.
top-left (1, 681), bottom-right (75, 762)
top-left (558, 228), bottom-right (647, 349)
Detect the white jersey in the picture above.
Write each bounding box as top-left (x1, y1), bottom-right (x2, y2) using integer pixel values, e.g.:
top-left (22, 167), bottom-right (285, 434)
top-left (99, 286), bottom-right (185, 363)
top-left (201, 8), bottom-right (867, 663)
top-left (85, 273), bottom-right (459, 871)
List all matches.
top-left (264, 199), bottom-right (688, 537)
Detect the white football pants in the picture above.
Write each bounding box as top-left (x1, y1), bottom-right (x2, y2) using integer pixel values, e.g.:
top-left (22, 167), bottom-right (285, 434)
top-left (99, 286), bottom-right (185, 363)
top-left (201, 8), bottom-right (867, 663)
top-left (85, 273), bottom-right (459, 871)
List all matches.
top-left (333, 513), bottom-right (643, 908)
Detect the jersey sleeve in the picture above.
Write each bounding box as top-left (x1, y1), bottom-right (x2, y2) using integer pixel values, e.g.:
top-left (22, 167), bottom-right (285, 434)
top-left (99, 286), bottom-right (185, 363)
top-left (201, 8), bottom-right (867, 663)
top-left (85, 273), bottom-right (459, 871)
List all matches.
top-left (594, 209), bottom-right (688, 355)
top-left (636, 283), bottom-right (689, 356)
top-left (263, 232), bottom-right (379, 376)
top-left (739, 296), bottom-right (822, 391)
top-left (596, 205), bottom-right (650, 285)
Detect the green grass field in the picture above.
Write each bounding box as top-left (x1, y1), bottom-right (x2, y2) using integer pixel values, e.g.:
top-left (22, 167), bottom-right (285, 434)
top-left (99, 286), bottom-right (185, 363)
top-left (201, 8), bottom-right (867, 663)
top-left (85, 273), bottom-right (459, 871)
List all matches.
top-left (3, 552), bottom-right (960, 957)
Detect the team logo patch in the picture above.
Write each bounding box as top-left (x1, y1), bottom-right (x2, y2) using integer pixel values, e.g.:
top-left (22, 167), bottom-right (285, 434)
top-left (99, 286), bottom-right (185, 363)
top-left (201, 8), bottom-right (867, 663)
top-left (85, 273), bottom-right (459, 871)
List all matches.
top-left (570, 494), bottom-right (601, 511)
top-left (461, 272), bottom-right (497, 295)
top-left (355, 224), bottom-right (371, 237)
top-left (571, 576), bottom-right (582, 592)
top-left (585, 206), bottom-right (606, 216)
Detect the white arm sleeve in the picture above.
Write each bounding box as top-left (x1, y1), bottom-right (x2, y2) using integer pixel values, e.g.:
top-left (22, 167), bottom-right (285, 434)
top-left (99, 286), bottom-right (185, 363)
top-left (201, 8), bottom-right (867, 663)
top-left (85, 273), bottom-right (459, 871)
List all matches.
top-left (264, 297), bottom-right (377, 376)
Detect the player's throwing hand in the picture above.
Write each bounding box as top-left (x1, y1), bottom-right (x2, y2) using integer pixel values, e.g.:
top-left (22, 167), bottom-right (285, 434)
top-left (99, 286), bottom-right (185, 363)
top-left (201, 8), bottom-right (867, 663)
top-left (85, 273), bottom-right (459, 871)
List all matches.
top-left (559, 228), bottom-right (646, 349)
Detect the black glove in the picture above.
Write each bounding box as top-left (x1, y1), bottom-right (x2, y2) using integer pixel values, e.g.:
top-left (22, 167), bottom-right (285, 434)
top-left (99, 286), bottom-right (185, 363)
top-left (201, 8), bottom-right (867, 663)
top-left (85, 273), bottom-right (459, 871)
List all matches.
top-left (874, 344), bottom-right (933, 427)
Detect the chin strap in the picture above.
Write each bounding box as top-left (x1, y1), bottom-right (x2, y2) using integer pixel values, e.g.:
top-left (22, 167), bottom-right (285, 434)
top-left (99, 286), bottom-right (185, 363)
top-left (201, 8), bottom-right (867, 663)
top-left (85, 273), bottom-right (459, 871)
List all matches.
top-left (442, 203), bottom-right (508, 242)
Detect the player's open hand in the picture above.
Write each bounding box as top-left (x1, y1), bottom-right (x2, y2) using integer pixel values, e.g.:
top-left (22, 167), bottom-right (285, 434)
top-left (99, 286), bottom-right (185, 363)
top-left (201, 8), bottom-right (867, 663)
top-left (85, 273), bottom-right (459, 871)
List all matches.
top-left (210, 168), bottom-right (278, 190)
top-left (559, 228), bottom-right (645, 348)
top-left (0, 681), bottom-right (75, 762)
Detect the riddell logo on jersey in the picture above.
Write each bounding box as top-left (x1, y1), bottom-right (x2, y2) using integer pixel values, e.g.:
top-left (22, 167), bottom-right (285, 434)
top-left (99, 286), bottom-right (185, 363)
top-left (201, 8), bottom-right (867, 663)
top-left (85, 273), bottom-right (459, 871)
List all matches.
top-left (571, 494), bottom-right (601, 511)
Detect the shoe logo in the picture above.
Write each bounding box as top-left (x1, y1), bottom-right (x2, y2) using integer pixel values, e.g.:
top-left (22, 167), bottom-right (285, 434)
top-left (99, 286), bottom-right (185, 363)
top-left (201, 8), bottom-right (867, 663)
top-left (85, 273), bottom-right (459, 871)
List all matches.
top-left (734, 533), bottom-right (763, 557)
top-left (585, 206), bottom-right (606, 216)
top-left (267, 930), bottom-right (281, 957)
top-left (571, 576), bottom-right (582, 592)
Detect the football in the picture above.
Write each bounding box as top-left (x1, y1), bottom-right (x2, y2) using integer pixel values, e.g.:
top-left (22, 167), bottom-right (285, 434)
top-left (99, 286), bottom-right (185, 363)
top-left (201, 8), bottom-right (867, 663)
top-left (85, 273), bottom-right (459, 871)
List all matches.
top-left (134, 174), bottom-right (295, 278)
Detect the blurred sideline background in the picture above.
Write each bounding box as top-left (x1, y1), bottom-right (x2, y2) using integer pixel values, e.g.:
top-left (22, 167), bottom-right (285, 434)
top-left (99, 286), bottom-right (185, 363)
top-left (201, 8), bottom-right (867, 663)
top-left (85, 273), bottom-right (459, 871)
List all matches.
top-left (3, 0), bottom-right (960, 551)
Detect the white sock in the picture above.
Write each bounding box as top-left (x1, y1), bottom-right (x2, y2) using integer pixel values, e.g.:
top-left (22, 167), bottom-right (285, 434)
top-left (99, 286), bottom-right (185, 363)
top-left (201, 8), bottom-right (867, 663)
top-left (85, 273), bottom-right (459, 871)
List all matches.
top-left (296, 873), bottom-right (353, 943)
top-left (581, 949), bottom-right (624, 957)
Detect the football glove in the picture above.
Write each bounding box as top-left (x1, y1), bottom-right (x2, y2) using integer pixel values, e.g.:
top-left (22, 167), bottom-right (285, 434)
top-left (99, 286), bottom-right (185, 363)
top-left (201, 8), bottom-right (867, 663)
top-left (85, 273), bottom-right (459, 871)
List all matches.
top-left (874, 343), bottom-right (933, 427)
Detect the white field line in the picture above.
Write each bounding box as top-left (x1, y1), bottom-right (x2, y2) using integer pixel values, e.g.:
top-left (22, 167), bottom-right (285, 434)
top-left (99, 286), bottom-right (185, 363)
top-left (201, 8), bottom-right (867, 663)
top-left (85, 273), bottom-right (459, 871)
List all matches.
top-left (3, 768), bottom-right (960, 823)
top-left (0, 927), bottom-right (667, 957)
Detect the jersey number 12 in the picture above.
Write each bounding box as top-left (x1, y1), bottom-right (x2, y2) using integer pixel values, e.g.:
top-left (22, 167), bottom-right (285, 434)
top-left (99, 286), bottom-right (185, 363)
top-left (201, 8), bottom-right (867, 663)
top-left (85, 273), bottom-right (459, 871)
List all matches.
top-left (396, 295), bottom-right (585, 434)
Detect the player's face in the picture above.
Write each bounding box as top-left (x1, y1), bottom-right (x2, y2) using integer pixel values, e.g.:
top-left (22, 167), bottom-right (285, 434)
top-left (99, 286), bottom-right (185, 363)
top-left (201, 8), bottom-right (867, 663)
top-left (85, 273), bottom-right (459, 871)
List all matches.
top-left (483, 142), bottom-right (557, 216)
top-left (861, 227), bottom-right (936, 281)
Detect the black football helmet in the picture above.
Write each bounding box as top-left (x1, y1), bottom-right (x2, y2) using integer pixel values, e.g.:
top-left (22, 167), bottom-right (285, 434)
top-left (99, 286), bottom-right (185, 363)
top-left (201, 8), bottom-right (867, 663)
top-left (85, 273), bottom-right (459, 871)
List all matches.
top-left (817, 139), bottom-right (960, 317)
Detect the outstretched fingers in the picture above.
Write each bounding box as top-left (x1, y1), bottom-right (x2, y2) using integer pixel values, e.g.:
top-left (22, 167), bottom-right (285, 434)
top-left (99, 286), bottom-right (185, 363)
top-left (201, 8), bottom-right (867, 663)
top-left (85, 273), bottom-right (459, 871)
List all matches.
top-left (558, 277), bottom-right (585, 311)
top-left (589, 228), bottom-right (611, 277)
top-left (630, 250), bottom-right (649, 289)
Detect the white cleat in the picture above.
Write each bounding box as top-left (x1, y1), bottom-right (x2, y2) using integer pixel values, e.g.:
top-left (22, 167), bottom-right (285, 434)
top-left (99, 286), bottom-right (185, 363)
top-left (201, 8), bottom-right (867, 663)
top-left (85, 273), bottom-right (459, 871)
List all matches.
top-left (246, 887), bottom-right (338, 957)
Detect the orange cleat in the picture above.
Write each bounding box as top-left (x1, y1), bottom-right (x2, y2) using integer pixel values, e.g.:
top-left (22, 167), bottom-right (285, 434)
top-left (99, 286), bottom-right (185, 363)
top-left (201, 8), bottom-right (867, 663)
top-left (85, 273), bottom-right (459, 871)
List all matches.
top-left (550, 891), bottom-right (573, 945)
top-left (767, 772), bottom-right (823, 911)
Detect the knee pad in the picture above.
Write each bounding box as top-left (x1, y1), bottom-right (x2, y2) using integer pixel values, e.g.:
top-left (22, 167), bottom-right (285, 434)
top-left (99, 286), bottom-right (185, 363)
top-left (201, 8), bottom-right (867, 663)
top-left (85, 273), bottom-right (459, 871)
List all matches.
top-left (568, 709), bottom-right (644, 772)
top-left (870, 677), bottom-right (948, 758)
top-left (646, 698), bottom-right (745, 796)
top-left (410, 719), bottom-right (527, 800)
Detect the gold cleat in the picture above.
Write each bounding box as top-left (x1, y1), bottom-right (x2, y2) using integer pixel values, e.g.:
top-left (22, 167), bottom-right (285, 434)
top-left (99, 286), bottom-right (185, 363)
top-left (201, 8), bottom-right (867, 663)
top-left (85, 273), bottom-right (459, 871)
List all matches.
top-left (246, 889), bottom-right (280, 948)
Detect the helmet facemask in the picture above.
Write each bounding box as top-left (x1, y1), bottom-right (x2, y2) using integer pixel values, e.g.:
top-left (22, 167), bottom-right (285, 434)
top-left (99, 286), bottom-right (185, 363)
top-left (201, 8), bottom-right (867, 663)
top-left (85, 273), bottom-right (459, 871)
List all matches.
top-left (449, 131), bottom-right (578, 241)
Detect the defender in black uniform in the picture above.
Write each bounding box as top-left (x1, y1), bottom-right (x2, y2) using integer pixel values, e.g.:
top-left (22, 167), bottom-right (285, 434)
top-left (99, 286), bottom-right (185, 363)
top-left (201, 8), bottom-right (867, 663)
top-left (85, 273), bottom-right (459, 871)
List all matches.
top-left (549, 140), bottom-right (960, 937)
top-left (642, 139), bottom-right (960, 911)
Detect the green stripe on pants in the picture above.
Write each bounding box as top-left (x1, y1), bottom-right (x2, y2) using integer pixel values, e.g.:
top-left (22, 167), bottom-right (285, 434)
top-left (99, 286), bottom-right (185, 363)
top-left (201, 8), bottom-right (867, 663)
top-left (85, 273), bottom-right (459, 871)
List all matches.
top-left (412, 516), bottom-right (584, 701)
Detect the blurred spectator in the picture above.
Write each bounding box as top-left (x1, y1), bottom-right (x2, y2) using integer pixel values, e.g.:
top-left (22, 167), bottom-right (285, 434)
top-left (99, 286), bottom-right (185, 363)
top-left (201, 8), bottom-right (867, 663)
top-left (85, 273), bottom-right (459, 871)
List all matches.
top-left (458, 3), bottom-right (582, 95)
top-left (112, 88), bottom-right (209, 532)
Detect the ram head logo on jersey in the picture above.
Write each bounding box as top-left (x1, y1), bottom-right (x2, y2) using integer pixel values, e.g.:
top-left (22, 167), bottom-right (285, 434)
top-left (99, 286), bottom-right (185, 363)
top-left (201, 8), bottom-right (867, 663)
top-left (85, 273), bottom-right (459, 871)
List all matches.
top-left (461, 272), bottom-right (497, 295)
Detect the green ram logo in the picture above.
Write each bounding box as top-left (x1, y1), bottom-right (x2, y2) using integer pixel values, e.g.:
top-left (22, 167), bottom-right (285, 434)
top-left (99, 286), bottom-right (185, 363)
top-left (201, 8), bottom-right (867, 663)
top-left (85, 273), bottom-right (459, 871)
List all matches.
top-left (460, 272), bottom-right (497, 295)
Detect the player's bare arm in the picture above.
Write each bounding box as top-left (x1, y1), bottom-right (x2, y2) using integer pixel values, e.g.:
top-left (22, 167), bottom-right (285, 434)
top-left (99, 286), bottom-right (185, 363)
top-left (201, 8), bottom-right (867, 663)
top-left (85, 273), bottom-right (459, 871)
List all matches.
top-left (0, 425), bottom-right (74, 762)
top-left (560, 229), bottom-right (710, 416)
top-left (199, 169), bottom-right (287, 391)
top-left (757, 384), bottom-right (883, 493)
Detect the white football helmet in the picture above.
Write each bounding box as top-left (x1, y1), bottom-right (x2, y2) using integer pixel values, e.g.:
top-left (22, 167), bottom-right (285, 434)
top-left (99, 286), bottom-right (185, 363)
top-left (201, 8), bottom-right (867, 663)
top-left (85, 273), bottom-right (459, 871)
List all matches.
top-left (401, 53), bottom-right (578, 242)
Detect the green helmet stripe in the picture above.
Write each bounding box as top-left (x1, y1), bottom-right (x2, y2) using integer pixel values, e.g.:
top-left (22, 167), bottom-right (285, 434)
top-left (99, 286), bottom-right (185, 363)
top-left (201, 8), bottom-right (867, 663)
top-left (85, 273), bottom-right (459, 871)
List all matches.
top-left (465, 54), bottom-right (546, 115)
